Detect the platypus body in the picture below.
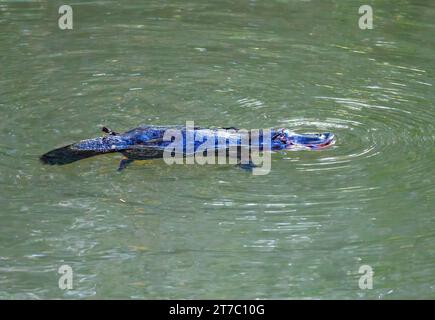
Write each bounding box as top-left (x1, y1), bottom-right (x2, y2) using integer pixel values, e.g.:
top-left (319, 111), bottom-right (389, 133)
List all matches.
top-left (40, 125), bottom-right (335, 171)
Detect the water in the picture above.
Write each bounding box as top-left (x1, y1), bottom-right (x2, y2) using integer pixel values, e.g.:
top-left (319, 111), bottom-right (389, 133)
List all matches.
top-left (0, 0), bottom-right (434, 299)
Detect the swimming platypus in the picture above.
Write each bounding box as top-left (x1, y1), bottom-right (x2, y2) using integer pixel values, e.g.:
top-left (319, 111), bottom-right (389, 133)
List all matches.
top-left (40, 125), bottom-right (335, 171)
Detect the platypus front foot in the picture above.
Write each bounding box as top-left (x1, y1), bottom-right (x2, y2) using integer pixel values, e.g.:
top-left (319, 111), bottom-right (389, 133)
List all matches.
top-left (236, 160), bottom-right (257, 172)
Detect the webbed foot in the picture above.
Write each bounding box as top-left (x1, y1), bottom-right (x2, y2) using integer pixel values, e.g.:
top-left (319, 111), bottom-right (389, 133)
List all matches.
top-left (102, 127), bottom-right (119, 136)
top-left (118, 158), bottom-right (134, 171)
top-left (236, 160), bottom-right (257, 172)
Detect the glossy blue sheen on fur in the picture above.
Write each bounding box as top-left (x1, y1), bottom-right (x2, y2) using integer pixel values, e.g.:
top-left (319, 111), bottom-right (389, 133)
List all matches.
top-left (71, 126), bottom-right (335, 153)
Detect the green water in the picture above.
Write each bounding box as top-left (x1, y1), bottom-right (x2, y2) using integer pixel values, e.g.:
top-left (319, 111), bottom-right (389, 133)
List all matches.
top-left (0, 0), bottom-right (434, 299)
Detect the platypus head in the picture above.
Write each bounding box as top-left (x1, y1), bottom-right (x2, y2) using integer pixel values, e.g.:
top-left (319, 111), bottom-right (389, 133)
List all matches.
top-left (275, 129), bottom-right (335, 150)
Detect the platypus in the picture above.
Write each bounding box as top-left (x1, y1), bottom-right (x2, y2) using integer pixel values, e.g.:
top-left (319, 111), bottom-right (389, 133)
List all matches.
top-left (40, 125), bottom-right (335, 171)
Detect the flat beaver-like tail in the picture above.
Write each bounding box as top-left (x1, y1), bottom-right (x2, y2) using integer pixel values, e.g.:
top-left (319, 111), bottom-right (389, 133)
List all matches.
top-left (40, 145), bottom-right (108, 165)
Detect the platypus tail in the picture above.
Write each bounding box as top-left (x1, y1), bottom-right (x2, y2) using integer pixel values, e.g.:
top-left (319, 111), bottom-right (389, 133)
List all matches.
top-left (40, 144), bottom-right (111, 165)
top-left (40, 129), bottom-right (128, 165)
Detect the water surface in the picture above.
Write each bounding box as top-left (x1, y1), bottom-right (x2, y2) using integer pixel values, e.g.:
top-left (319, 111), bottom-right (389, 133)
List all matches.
top-left (0, 0), bottom-right (434, 299)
